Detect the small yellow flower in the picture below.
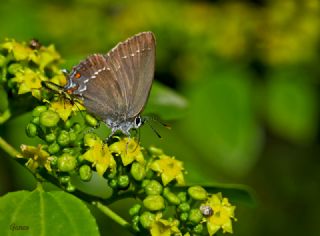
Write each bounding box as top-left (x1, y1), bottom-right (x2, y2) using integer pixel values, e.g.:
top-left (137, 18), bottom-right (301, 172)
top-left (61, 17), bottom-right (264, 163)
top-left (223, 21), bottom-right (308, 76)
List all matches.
top-left (150, 154), bottom-right (184, 186)
top-left (109, 138), bottom-right (144, 166)
top-left (12, 68), bottom-right (44, 94)
top-left (1, 40), bottom-right (35, 61)
top-left (81, 136), bottom-right (116, 176)
top-left (18, 144), bottom-right (52, 172)
top-left (150, 213), bottom-right (181, 236)
top-left (204, 193), bottom-right (236, 235)
top-left (49, 99), bottom-right (84, 121)
top-left (38, 44), bottom-right (61, 70)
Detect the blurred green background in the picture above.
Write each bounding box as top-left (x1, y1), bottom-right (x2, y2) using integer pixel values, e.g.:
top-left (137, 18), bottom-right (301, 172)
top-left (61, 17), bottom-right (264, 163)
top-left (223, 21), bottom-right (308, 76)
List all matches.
top-left (1, 0), bottom-right (320, 235)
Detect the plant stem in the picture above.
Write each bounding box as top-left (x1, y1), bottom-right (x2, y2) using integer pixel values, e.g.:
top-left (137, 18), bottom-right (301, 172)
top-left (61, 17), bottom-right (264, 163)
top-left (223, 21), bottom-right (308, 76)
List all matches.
top-left (0, 136), bottom-right (20, 157)
top-left (93, 201), bottom-right (135, 234)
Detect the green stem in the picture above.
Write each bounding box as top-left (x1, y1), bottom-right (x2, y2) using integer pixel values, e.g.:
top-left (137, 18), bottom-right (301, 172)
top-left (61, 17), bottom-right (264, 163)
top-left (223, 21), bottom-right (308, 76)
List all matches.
top-left (0, 136), bottom-right (20, 157)
top-left (93, 201), bottom-right (135, 234)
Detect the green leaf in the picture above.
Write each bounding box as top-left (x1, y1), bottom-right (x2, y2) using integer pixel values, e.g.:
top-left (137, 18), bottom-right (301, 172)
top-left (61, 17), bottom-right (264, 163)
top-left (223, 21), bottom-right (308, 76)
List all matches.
top-left (173, 183), bottom-right (256, 207)
top-left (0, 189), bottom-right (99, 236)
top-left (266, 69), bottom-right (318, 143)
top-left (181, 66), bottom-right (262, 177)
top-left (144, 81), bottom-right (188, 120)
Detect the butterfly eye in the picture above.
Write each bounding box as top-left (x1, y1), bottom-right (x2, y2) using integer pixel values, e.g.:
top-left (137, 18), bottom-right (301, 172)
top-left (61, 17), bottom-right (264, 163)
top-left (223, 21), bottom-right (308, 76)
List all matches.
top-left (135, 116), bottom-right (142, 127)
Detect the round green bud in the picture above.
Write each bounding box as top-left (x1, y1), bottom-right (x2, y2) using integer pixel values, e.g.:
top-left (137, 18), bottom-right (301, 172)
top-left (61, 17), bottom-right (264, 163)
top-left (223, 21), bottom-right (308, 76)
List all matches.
top-left (163, 188), bottom-right (180, 205)
top-left (177, 192), bottom-right (187, 202)
top-left (72, 123), bottom-right (82, 133)
top-left (0, 55), bottom-right (6, 67)
top-left (66, 182), bottom-right (75, 192)
top-left (188, 186), bottom-right (208, 201)
top-left (57, 130), bottom-right (70, 147)
top-left (79, 165), bottom-right (92, 181)
top-left (64, 120), bottom-right (72, 130)
top-left (148, 146), bottom-right (163, 156)
top-left (132, 215), bottom-right (140, 232)
top-left (193, 224), bottom-right (204, 234)
top-left (130, 162), bottom-right (146, 181)
top-left (109, 179), bottom-right (117, 189)
top-left (118, 175), bottom-right (130, 189)
top-left (143, 195), bottom-right (165, 211)
top-left (145, 180), bottom-right (163, 195)
top-left (50, 155), bottom-right (58, 167)
top-left (8, 63), bottom-right (23, 74)
top-left (188, 209), bottom-right (203, 225)
top-left (178, 202), bottom-right (190, 212)
top-left (48, 142), bottom-right (60, 154)
top-left (180, 212), bottom-right (189, 222)
top-left (62, 147), bottom-right (76, 155)
top-left (141, 179), bottom-right (150, 189)
top-left (85, 114), bottom-right (98, 127)
top-left (39, 110), bottom-right (60, 127)
top-left (59, 175), bottom-right (71, 184)
top-left (69, 131), bottom-right (77, 143)
top-left (31, 116), bottom-right (40, 125)
top-left (57, 153), bottom-right (77, 172)
top-left (32, 106), bottom-right (47, 117)
top-left (26, 123), bottom-right (38, 137)
top-left (139, 211), bottom-right (155, 229)
top-left (45, 133), bottom-right (56, 143)
top-left (129, 204), bottom-right (142, 216)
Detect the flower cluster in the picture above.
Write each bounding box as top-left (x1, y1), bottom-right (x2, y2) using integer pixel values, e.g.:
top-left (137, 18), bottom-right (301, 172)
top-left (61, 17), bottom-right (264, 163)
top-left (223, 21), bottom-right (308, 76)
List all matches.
top-left (1, 39), bottom-right (237, 235)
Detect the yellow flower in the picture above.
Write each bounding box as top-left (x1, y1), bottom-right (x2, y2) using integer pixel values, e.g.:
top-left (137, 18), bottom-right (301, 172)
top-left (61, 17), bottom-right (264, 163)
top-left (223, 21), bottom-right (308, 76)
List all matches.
top-left (12, 68), bottom-right (44, 94)
top-left (150, 213), bottom-right (181, 236)
top-left (150, 154), bottom-right (184, 186)
top-left (109, 138), bottom-right (144, 166)
top-left (18, 144), bottom-right (52, 172)
top-left (38, 44), bottom-right (61, 70)
top-left (81, 135), bottom-right (116, 176)
top-left (1, 40), bottom-right (35, 61)
top-left (204, 193), bottom-right (236, 235)
top-left (49, 98), bottom-right (84, 121)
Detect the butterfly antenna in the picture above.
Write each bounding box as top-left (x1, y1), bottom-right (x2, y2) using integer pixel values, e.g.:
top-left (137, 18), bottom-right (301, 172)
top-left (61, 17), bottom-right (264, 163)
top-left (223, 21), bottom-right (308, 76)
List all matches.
top-left (145, 121), bottom-right (162, 139)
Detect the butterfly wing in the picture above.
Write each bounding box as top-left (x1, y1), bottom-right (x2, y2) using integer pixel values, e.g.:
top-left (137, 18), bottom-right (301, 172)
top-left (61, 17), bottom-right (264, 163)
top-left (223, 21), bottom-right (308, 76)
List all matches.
top-left (103, 32), bottom-right (156, 119)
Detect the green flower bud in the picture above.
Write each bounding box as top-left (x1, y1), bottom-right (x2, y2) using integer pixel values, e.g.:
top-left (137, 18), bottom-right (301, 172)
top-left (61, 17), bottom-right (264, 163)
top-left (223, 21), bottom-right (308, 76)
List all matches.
top-left (79, 165), bottom-right (92, 181)
top-left (72, 123), bottom-right (81, 133)
top-left (141, 179), bottom-right (150, 188)
top-left (180, 212), bottom-right (189, 222)
top-left (45, 133), bottom-right (56, 143)
top-left (130, 162), bottom-right (146, 181)
top-left (69, 131), bottom-right (77, 143)
top-left (50, 155), bottom-right (58, 167)
top-left (62, 147), bottom-right (75, 155)
top-left (193, 224), bottom-right (204, 234)
top-left (178, 202), bottom-right (190, 212)
top-left (26, 123), bottom-right (38, 137)
top-left (64, 120), bottom-right (72, 130)
top-left (48, 142), bottom-right (60, 154)
top-left (148, 146), bottom-right (163, 156)
top-left (8, 63), bottom-right (23, 75)
top-left (31, 116), bottom-right (40, 125)
top-left (145, 180), bottom-right (163, 195)
top-left (139, 211), bottom-right (155, 229)
top-left (177, 192), bottom-right (187, 202)
top-left (59, 175), bottom-right (70, 184)
top-left (143, 195), bottom-right (165, 211)
top-left (129, 204), bottom-right (142, 216)
top-left (39, 110), bottom-right (60, 127)
top-left (118, 175), bottom-right (130, 189)
top-left (109, 179), bottom-right (117, 189)
top-left (57, 130), bottom-right (70, 146)
top-left (66, 182), bottom-right (75, 192)
top-left (57, 153), bottom-right (77, 172)
top-left (163, 188), bottom-right (180, 205)
top-left (0, 55), bottom-right (6, 67)
top-left (85, 114), bottom-right (98, 127)
top-left (32, 106), bottom-right (47, 117)
top-left (188, 209), bottom-right (203, 224)
top-left (188, 186), bottom-right (208, 200)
